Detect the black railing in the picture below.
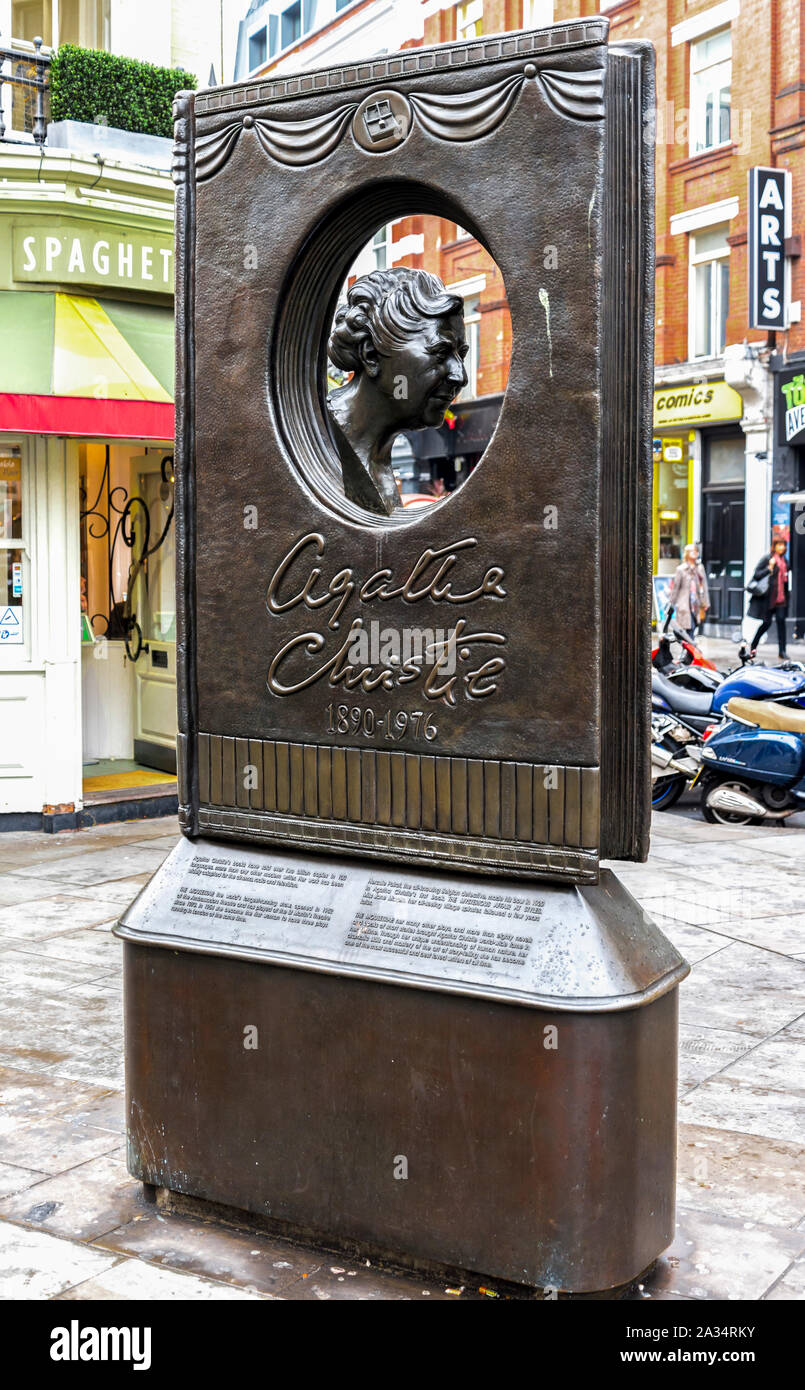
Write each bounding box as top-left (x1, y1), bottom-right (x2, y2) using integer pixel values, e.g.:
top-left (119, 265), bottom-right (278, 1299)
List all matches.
top-left (0, 35), bottom-right (50, 145)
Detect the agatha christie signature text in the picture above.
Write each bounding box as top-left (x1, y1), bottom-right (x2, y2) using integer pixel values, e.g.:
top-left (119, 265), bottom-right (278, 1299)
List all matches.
top-left (264, 532), bottom-right (507, 706)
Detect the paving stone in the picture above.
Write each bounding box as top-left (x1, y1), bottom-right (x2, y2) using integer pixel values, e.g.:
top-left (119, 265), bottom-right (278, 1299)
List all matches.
top-left (631, 894), bottom-right (752, 928)
top-left (677, 1024), bottom-right (754, 1090)
top-left (65, 1091), bottom-right (124, 1135)
top-left (0, 1148), bottom-right (149, 1241)
top-left (715, 1033), bottom-right (805, 1092)
top-left (0, 1222), bottom-right (119, 1298)
top-left (0, 949), bottom-right (112, 994)
top-left (10, 845), bottom-right (169, 888)
top-left (284, 1260), bottom-right (460, 1300)
top-left (0, 1067), bottom-right (108, 1138)
top-left (650, 919), bottom-right (732, 966)
top-left (765, 1256), bottom-right (805, 1299)
top-left (0, 1161), bottom-right (48, 1200)
top-left (677, 942), bottom-right (805, 1038)
top-left (0, 1114), bottom-right (121, 1175)
top-left (677, 1123), bottom-right (805, 1228)
top-left (57, 1257), bottom-right (270, 1300)
top-left (1, 809), bottom-right (804, 1300)
top-left (704, 913), bottom-right (805, 958)
top-left (680, 1077), bottom-right (805, 1145)
top-left (640, 1208), bottom-right (805, 1300)
top-left (4, 927), bottom-right (122, 970)
top-left (0, 897), bottom-right (119, 940)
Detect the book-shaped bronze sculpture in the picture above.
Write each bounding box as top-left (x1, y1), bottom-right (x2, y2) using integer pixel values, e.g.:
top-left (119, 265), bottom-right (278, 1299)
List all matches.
top-left (170, 17), bottom-right (654, 884)
top-left (118, 19), bottom-right (688, 1296)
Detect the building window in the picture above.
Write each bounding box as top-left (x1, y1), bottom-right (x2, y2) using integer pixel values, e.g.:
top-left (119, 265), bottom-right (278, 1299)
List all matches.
top-left (691, 28), bottom-right (731, 154)
top-left (457, 1), bottom-right (483, 42)
top-left (522, 0), bottom-right (553, 26)
top-left (281, 1), bottom-right (302, 51)
top-left (12, 0), bottom-right (53, 45)
top-left (249, 26), bottom-right (267, 71)
top-left (372, 225), bottom-right (390, 271)
top-left (690, 226), bottom-right (730, 359)
top-left (458, 295), bottom-right (481, 400)
top-left (12, 0), bottom-right (110, 50)
top-left (455, 223), bottom-right (471, 241)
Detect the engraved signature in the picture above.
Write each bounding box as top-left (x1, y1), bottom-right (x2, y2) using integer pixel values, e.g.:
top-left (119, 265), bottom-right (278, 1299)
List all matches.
top-left (264, 532), bottom-right (507, 706)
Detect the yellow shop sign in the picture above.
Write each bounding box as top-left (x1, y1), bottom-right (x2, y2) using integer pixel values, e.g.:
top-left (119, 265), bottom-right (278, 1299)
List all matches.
top-left (13, 221), bottom-right (173, 294)
top-left (654, 381), bottom-right (743, 428)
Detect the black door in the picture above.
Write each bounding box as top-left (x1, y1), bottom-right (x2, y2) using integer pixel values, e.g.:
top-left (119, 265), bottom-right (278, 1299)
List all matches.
top-left (703, 490), bottom-right (745, 625)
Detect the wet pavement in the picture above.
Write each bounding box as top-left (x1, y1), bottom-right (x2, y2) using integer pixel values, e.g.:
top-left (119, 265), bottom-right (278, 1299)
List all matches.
top-left (0, 810), bottom-right (803, 1301)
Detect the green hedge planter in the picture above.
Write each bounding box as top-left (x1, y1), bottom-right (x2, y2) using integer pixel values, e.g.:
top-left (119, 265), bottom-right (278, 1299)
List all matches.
top-left (50, 45), bottom-right (196, 140)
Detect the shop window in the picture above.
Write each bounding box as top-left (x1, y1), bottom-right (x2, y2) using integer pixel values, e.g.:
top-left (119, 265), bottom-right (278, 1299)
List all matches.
top-left (691, 28), bottom-right (731, 155)
top-left (0, 449), bottom-right (25, 651)
top-left (249, 26), bottom-right (268, 71)
top-left (655, 438), bottom-right (691, 576)
top-left (690, 226), bottom-right (730, 360)
top-left (457, 1), bottom-right (484, 42)
top-left (135, 462), bottom-right (176, 645)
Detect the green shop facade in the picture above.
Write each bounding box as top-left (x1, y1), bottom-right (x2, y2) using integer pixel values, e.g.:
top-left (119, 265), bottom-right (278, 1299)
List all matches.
top-left (0, 140), bottom-right (178, 828)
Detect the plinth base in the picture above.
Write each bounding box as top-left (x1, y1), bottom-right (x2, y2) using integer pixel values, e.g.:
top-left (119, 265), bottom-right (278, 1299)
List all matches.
top-left (116, 837), bottom-right (688, 1294)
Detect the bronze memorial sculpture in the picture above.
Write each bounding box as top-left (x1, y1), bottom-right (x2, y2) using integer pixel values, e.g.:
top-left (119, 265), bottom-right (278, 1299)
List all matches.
top-left (116, 16), bottom-right (689, 1295)
top-left (327, 268), bottom-right (468, 515)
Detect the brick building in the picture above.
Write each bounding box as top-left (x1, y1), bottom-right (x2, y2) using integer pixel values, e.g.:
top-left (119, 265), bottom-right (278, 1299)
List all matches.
top-left (237, 0), bottom-right (805, 638)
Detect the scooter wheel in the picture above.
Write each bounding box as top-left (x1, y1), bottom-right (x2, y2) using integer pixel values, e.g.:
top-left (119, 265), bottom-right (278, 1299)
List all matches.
top-left (700, 775), bottom-right (764, 827)
top-left (652, 775), bottom-right (686, 810)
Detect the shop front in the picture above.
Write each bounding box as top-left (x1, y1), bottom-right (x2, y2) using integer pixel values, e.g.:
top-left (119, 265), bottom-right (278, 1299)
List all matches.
top-left (0, 151), bottom-right (176, 828)
top-left (652, 378), bottom-right (745, 633)
top-left (402, 394), bottom-right (504, 498)
top-left (771, 356), bottom-right (805, 643)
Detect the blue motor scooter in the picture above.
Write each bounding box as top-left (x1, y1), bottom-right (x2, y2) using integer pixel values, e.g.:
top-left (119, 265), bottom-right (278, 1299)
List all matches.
top-left (651, 661), bottom-right (805, 812)
top-left (698, 696), bottom-right (805, 826)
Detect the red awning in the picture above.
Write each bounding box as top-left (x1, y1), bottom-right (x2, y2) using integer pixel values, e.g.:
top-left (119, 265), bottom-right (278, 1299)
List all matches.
top-left (0, 393), bottom-right (174, 440)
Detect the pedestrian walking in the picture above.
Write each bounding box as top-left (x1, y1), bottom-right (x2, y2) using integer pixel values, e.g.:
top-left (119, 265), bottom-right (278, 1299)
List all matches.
top-left (747, 538), bottom-right (791, 660)
top-left (668, 544), bottom-right (710, 642)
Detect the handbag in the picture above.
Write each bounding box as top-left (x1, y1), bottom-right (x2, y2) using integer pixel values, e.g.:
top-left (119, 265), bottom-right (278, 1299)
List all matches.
top-left (746, 570), bottom-right (771, 598)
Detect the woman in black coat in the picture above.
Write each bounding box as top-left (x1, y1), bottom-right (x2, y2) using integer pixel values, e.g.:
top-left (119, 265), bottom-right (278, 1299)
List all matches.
top-left (748, 539), bottom-right (791, 659)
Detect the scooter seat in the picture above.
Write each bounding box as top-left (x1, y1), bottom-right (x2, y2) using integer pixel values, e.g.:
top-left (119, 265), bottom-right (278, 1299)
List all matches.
top-left (651, 670), bottom-right (712, 716)
top-left (727, 697), bottom-right (805, 734)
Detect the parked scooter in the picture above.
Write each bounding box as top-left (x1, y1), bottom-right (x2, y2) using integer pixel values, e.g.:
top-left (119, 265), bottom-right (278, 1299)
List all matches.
top-left (651, 711), bottom-right (704, 810)
top-left (651, 655), bottom-right (805, 810)
top-left (652, 609), bottom-right (719, 685)
top-left (698, 696), bottom-right (805, 825)
top-left (652, 659), bottom-right (805, 725)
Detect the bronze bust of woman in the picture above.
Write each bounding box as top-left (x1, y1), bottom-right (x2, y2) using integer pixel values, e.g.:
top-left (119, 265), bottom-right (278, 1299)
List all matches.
top-left (326, 267), bottom-right (468, 516)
